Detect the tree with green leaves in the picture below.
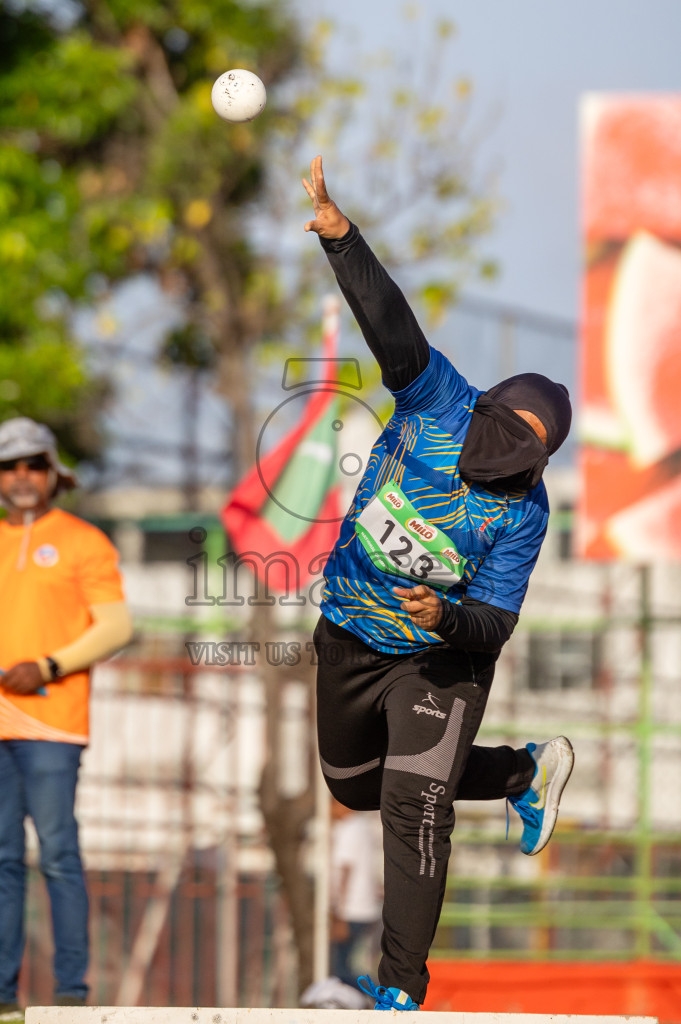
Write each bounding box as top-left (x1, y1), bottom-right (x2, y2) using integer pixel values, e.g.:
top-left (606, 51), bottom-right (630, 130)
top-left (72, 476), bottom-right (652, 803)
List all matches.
top-left (0, 0), bottom-right (304, 467)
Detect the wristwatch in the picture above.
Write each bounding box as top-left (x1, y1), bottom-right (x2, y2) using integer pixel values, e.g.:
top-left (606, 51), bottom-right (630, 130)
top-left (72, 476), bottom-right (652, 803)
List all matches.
top-left (45, 656), bottom-right (62, 681)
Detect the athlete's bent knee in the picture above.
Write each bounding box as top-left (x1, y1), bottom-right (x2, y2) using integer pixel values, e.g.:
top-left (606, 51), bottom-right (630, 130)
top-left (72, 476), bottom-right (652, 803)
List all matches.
top-left (323, 775), bottom-right (380, 812)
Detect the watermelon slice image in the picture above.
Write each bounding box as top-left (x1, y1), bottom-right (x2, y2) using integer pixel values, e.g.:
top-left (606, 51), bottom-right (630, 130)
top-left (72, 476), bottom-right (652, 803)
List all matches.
top-left (606, 472), bottom-right (681, 562)
top-left (606, 231), bottom-right (681, 468)
top-left (583, 95), bottom-right (681, 241)
top-left (578, 252), bottom-right (629, 451)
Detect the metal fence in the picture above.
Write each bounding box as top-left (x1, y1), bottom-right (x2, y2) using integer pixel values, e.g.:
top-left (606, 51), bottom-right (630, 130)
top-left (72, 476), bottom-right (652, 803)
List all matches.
top-left (18, 654), bottom-right (305, 1009)
top-left (18, 564), bottom-right (681, 1007)
top-left (437, 564), bottom-right (681, 964)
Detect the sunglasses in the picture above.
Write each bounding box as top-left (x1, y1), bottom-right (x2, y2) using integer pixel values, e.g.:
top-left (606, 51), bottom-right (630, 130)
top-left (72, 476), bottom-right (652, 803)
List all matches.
top-left (0, 455), bottom-right (51, 472)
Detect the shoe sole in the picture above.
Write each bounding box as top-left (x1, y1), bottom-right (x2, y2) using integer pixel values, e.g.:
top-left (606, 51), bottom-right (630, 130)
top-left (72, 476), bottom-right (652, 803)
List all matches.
top-left (526, 736), bottom-right (574, 856)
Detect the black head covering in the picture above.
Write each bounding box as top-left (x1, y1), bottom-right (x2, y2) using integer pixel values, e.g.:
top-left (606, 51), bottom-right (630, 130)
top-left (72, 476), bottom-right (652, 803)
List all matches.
top-left (458, 373), bottom-right (572, 491)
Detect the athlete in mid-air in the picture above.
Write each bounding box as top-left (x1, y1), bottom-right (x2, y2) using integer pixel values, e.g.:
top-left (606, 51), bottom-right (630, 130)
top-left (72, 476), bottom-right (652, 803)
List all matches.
top-left (303, 156), bottom-right (574, 1010)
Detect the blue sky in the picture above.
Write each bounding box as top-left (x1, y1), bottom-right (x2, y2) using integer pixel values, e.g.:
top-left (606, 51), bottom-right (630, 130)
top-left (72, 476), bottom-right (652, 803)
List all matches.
top-left (294, 0), bottom-right (681, 319)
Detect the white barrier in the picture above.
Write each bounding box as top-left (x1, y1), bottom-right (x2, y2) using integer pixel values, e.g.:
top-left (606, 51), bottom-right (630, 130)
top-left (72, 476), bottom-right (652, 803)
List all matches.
top-left (24, 1008), bottom-right (659, 1024)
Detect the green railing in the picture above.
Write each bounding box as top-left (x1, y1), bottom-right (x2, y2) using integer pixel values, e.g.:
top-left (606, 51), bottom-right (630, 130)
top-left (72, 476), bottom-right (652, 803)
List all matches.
top-left (437, 826), bottom-right (681, 958)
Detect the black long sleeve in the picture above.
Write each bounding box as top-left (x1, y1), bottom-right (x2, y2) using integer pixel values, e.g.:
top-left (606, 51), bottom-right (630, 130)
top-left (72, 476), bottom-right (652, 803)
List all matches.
top-left (322, 228), bottom-right (519, 655)
top-left (320, 223), bottom-right (430, 392)
top-left (435, 596), bottom-right (518, 653)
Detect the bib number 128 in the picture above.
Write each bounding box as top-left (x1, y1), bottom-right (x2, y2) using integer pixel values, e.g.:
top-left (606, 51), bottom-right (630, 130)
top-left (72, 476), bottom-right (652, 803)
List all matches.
top-left (377, 519), bottom-right (436, 579)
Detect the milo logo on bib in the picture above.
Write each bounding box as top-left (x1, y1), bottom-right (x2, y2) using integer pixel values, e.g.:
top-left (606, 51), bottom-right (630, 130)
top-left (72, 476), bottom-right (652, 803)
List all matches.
top-left (355, 480), bottom-right (467, 591)
top-left (405, 517), bottom-right (437, 543)
top-left (385, 490), bottom-right (404, 511)
top-left (441, 546), bottom-right (461, 565)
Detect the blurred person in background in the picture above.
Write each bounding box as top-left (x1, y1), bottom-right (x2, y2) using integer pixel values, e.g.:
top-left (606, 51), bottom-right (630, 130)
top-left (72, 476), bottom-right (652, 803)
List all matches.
top-left (0, 418), bottom-right (133, 1018)
top-left (329, 799), bottom-right (382, 990)
top-left (303, 157), bottom-right (574, 1011)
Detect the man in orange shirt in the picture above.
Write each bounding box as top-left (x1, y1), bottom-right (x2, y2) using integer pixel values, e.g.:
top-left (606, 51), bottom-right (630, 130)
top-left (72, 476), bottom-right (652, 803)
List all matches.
top-left (0, 418), bottom-right (133, 1017)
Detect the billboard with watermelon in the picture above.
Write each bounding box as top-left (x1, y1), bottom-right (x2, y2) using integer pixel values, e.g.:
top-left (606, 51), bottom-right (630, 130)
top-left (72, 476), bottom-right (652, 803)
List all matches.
top-left (577, 94), bottom-right (681, 561)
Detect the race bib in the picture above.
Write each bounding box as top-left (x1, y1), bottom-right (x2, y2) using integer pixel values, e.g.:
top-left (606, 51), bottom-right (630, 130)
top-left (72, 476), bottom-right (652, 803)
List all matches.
top-left (355, 481), bottom-right (467, 591)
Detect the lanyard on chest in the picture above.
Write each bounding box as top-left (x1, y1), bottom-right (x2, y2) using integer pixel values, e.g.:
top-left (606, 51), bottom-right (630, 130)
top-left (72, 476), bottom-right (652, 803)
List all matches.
top-left (382, 426), bottom-right (456, 494)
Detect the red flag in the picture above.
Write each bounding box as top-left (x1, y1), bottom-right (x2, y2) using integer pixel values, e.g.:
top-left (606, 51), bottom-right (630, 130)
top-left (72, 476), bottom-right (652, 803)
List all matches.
top-left (222, 298), bottom-right (344, 593)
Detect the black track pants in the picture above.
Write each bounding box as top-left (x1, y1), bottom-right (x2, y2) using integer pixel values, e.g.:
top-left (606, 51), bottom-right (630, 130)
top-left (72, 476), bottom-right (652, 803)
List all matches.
top-left (314, 616), bottom-right (534, 1004)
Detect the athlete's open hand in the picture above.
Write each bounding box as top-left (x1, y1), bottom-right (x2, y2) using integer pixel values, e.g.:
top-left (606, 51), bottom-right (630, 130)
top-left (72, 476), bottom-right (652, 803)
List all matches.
top-left (2, 661), bottom-right (46, 695)
top-left (302, 155), bottom-right (351, 239)
top-left (394, 584), bottom-right (444, 631)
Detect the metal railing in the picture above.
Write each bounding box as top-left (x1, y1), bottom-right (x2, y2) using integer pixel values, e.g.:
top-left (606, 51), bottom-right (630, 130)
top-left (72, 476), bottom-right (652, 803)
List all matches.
top-left (17, 559), bottom-right (681, 1003)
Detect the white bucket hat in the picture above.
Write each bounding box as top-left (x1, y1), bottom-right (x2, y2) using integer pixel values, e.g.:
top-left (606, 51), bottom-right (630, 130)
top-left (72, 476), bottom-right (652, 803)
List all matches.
top-left (0, 417), bottom-right (77, 490)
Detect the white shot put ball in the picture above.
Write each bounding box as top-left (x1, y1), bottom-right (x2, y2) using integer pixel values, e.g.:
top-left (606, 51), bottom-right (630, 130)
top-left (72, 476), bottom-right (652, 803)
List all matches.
top-left (211, 69), bottom-right (266, 123)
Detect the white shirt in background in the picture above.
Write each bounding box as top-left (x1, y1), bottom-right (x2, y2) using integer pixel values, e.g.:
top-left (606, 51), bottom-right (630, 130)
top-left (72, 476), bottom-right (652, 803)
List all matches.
top-left (331, 811), bottom-right (383, 923)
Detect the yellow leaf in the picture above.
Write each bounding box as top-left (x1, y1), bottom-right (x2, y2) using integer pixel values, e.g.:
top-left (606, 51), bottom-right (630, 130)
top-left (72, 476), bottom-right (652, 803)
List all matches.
top-left (456, 78), bottom-right (472, 100)
top-left (402, 3), bottom-right (420, 22)
top-left (184, 199), bottom-right (213, 229)
top-left (0, 231), bottom-right (30, 262)
top-left (437, 19), bottom-right (457, 40)
top-left (96, 310), bottom-right (118, 338)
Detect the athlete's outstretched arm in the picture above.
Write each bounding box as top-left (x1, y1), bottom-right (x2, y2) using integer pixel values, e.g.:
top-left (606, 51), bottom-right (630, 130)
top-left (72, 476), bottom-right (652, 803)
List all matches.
top-left (303, 155), bottom-right (429, 392)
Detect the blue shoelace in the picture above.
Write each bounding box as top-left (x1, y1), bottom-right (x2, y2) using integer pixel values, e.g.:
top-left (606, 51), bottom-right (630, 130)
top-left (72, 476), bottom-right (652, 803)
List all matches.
top-left (357, 975), bottom-right (397, 1009)
top-left (357, 975), bottom-right (420, 1011)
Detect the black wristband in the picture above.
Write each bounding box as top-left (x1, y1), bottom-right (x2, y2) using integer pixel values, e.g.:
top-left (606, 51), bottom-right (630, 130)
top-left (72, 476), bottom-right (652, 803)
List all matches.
top-left (45, 656), bottom-right (62, 680)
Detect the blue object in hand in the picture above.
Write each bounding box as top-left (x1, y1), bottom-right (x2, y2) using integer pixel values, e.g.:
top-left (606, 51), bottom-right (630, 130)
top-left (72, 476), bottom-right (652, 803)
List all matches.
top-left (0, 667), bottom-right (48, 696)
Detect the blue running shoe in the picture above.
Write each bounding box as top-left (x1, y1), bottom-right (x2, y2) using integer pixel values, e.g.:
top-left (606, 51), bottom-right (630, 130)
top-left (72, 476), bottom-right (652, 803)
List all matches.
top-left (508, 736), bottom-right (574, 855)
top-left (357, 975), bottom-right (420, 1011)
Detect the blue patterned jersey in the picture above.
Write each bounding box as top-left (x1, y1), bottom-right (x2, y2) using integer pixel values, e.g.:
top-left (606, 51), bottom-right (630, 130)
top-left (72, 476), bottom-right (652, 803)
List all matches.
top-left (320, 347), bottom-right (549, 654)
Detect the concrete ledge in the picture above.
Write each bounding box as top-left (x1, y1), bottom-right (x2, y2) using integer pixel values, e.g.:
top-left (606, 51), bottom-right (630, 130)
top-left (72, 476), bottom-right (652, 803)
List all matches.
top-left (24, 1007), bottom-right (659, 1024)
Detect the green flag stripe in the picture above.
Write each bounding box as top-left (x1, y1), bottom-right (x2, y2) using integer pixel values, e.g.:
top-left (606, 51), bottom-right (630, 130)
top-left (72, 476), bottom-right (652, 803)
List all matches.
top-left (262, 398), bottom-right (340, 543)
